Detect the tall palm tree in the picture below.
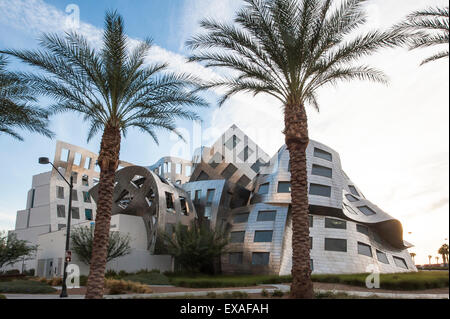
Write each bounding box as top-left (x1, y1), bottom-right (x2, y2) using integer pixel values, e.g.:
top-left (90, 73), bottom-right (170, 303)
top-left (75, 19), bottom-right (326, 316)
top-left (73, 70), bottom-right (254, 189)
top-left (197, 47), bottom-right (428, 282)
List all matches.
top-left (395, 6), bottom-right (449, 65)
top-left (186, 0), bottom-right (405, 299)
top-left (2, 11), bottom-right (206, 299)
top-left (0, 55), bottom-right (53, 140)
top-left (410, 252), bottom-right (416, 264)
top-left (435, 256), bottom-right (440, 264)
top-left (438, 244), bottom-right (449, 266)
top-left (428, 255), bottom-right (433, 265)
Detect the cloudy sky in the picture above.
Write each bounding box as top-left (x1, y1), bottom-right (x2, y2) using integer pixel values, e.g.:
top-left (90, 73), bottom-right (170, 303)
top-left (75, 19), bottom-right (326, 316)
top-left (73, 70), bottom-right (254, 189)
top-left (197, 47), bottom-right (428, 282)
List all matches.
top-left (0, 0), bottom-right (448, 265)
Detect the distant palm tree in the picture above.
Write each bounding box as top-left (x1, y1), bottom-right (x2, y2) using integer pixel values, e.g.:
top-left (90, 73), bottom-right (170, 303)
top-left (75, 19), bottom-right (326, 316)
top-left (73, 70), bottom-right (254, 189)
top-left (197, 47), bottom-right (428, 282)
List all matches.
top-left (2, 11), bottom-right (206, 299)
top-left (0, 55), bottom-right (53, 140)
top-left (438, 244), bottom-right (449, 266)
top-left (435, 256), bottom-right (440, 264)
top-left (428, 255), bottom-right (433, 265)
top-left (186, 0), bottom-right (405, 299)
top-left (395, 6), bottom-right (449, 65)
top-left (410, 252), bottom-right (416, 264)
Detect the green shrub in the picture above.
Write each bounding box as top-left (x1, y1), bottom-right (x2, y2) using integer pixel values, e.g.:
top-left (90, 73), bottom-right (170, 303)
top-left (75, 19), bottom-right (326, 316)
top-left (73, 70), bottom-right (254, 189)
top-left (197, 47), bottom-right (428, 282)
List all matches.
top-left (123, 271), bottom-right (171, 286)
top-left (0, 280), bottom-right (56, 294)
top-left (272, 290), bottom-right (284, 298)
top-left (169, 274), bottom-right (292, 288)
top-left (0, 294), bottom-right (6, 299)
top-left (105, 270), bottom-right (119, 279)
top-left (261, 289), bottom-right (269, 297)
top-left (80, 275), bottom-right (88, 287)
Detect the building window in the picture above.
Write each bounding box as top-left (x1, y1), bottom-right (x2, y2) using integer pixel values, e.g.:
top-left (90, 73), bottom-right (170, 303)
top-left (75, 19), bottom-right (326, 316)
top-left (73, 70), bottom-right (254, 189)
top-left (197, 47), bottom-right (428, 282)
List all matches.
top-left (194, 190), bottom-right (202, 202)
top-left (225, 135), bottom-right (241, 150)
top-left (376, 250), bottom-right (390, 264)
top-left (180, 197), bottom-right (189, 216)
top-left (82, 175), bottom-right (89, 186)
top-left (176, 163), bottom-right (182, 175)
top-left (258, 183), bottom-right (270, 195)
top-left (238, 146), bottom-right (254, 162)
top-left (254, 230), bottom-right (273, 243)
top-left (312, 164), bottom-right (333, 178)
top-left (185, 166), bottom-right (192, 177)
top-left (71, 207), bottom-right (80, 219)
top-left (324, 238), bottom-right (347, 252)
top-left (83, 191), bottom-right (91, 203)
top-left (237, 175), bottom-right (251, 187)
top-left (311, 259), bottom-right (314, 271)
top-left (85, 209), bottom-right (93, 221)
top-left (166, 193), bottom-right (175, 210)
top-left (314, 148), bottom-right (332, 161)
top-left (74, 153), bottom-right (82, 166)
top-left (358, 206), bottom-right (376, 216)
top-left (309, 215), bottom-right (313, 228)
top-left (309, 184), bottom-right (332, 197)
top-left (58, 224), bottom-right (66, 231)
top-left (206, 189), bottom-right (215, 205)
top-left (71, 172), bottom-right (78, 184)
top-left (57, 186), bottom-right (64, 199)
top-left (229, 252), bottom-right (243, 265)
top-left (221, 164), bottom-right (238, 179)
top-left (57, 205), bottom-right (65, 218)
top-left (348, 185), bottom-right (360, 197)
top-left (393, 256), bottom-right (408, 269)
top-left (343, 203), bottom-right (359, 215)
top-left (233, 213), bottom-right (249, 224)
top-left (358, 242), bottom-right (373, 257)
top-left (71, 190), bottom-right (78, 201)
top-left (84, 157), bottom-right (92, 170)
top-left (230, 231), bottom-right (245, 243)
top-left (278, 182), bottom-right (291, 193)
top-left (252, 252), bottom-right (270, 266)
top-left (197, 171), bottom-right (210, 181)
top-left (257, 211), bottom-right (277, 222)
top-left (60, 148), bottom-right (70, 162)
top-left (30, 189), bottom-right (35, 209)
top-left (325, 218), bottom-right (347, 229)
top-left (356, 224), bottom-right (369, 236)
top-left (204, 207), bottom-right (212, 220)
top-left (310, 237), bottom-right (313, 249)
top-left (251, 159), bottom-right (265, 173)
top-left (345, 194), bottom-right (359, 202)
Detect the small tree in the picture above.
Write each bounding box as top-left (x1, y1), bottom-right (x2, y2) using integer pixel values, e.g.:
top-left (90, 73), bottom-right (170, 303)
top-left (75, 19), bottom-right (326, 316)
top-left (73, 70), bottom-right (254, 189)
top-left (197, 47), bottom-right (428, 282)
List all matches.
top-left (0, 231), bottom-right (37, 271)
top-left (438, 244), bottom-right (449, 266)
top-left (71, 226), bottom-right (131, 265)
top-left (161, 222), bottom-right (229, 274)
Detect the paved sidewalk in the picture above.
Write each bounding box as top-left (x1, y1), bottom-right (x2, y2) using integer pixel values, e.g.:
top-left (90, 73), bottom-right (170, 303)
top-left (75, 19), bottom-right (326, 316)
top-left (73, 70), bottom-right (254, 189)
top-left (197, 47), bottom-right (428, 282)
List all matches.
top-left (4, 284), bottom-right (449, 299)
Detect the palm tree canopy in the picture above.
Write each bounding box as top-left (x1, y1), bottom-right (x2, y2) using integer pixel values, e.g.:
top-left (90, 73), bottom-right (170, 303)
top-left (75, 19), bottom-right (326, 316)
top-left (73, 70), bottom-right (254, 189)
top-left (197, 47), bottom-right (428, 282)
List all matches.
top-left (395, 6), bottom-right (449, 65)
top-left (1, 11), bottom-right (207, 143)
top-left (186, 0), bottom-right (406, 111)
top-left (0, 55), bottom-right (53, 141)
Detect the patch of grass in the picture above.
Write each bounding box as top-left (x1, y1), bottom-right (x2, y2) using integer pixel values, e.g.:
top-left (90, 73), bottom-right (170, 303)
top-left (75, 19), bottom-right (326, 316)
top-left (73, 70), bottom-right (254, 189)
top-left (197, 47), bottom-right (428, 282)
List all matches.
top-left (169, 274), bottom-right (292, 288)
top-left (311, 271), bottom-right (449, 291)
top-left (0, 294), bottom-right (6, 299)
top-left (123, 271), bottom-right (171, 286)
top-left (0, 280), bottom-right (57, 294)
top-left (135, 291), bottom-right (249, 299)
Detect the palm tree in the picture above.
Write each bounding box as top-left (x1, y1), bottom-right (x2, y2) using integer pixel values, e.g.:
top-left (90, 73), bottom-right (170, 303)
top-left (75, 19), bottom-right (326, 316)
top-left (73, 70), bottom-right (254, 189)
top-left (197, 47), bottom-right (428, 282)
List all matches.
top-left (438, 244), bottom-right (449, 266)
top-left (186, 0), bottom-right (405, 299)
top-left (2, 11), bottom-right (206, 299)
top-left (395, 6), bottom-right (449, 65)
top-left (410, 252), bottom-right (416, 264)
top-left (0, 55), bottom-right (53, 140)
top-left (435, 256), bottom-right (440, 265)
top-left (428, 255), bottom-right (433, 265)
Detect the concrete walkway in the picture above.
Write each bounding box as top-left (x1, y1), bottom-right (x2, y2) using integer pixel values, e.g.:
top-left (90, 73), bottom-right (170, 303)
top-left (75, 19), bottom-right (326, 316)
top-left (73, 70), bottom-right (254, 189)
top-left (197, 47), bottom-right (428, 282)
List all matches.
top-left (3, 284), bottom-right (449, 299)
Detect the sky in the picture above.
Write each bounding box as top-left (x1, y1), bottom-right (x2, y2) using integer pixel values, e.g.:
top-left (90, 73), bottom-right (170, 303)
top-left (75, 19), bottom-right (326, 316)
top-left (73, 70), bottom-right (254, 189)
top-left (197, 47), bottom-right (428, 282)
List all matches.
top-left (0, 0), bottom-right (448, 265)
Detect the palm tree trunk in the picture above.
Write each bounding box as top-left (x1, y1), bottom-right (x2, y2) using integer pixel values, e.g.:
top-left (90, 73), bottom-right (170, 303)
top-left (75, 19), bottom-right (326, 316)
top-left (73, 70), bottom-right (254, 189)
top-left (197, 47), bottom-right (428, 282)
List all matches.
top-left (285, 103), bottom-right (314, 299)
top-left (85, 125), bottom-right (121, 299)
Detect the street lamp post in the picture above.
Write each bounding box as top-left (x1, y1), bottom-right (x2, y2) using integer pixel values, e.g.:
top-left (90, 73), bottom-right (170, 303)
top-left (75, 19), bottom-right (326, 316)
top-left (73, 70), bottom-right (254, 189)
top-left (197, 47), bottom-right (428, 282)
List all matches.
top-left (39, 157), bottom-right (73, 298)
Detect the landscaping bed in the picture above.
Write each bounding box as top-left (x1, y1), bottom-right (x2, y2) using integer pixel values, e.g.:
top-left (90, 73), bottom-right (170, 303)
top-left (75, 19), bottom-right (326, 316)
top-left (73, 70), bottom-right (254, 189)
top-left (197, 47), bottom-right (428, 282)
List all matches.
top-left (0, 280), bottom-right (57, 294)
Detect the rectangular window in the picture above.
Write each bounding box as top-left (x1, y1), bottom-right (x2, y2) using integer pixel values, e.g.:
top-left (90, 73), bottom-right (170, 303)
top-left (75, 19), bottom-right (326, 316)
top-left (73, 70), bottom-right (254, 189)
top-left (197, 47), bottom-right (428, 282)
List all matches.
top-left (309, 184), bottom-right (332, 197)
top-left (166, 192), bottom-right (175, 210)
top-left (277, 182), bottom-right (291, 193)
top-left (254, 230), bottom-right (273, 243)
top-left (325, 238), bottom-right (347, 252)
top-left (195, 190), bottom-right (202, 202)
top-left (30, 189), bottom-right (35, 209)
top-left (310, 237), bottom-right (313, 249)
top-left (204, 206), bottom-right (212, 220)
top-left (230, 231), bottom-right (245, 243)
top-left (393, 256), bottom-right (408, 269)
top-left (376, 250), bottom-right (390, 264)
top-left (58, 224), bottom-right (66, 231)
top-left (345, 194), bottom-right (359, 202)
top-left (309, 215), bottom-right (313, 228)
top-left (84, 157), bottom-right (92, 170)
top-left (176, 163), bottom-right (182, 175)
top-left (85, 209), bottom-right (93, 221)
top-left (348, 185), bottom-right (360, 197)
top-left (74, 153), bottom-right (82, 166)
top-left (252, 252), bottom-right (270, 266)
top-left (83, 191), bottom-right (91, 203)
top-left (257, 210), bottom-right (277, 222)
top-left (325, 218), bottom-right (347, 229)
top-left (185, 166), bottom-right (192, 177)
top-left (60, 148), bottom-right (69, 162)
top-left (314, 148), bottom-right (332, 161)
top-left (358, 242), bottom-right (373, 257)
top-left (258, 183), bottom-right (270, 195)
top-left (357, 224), bottom-right (369, 236)
top-left (221, 164), bottom-right (238, 179)
top-left (206, 189), bottom-right (215, 205)
top-left (229, 252), bottom-right (243, 265)
top-left (233, 213), bottom-right (249, 224)
top-left (71, 190), bottom-right (78, 201)
top-left (312, 164), bottom-right (333, 178)
top-left (358, 206), bottom-right (376, 216)
top-left (57, 205), bottom-right (65, 218)
top-left (311, 259), bottom-right (314, 271)
top-left (57, 186), bottom-right (64, 199)
top-left (82, 175), bottom-right (89, 186)
top-left (71, 207), bottom-right (80, 219)
top-left (180, 197), bottom-right (189, 216)
top-left (71, 172), bottom-right (78, 184)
